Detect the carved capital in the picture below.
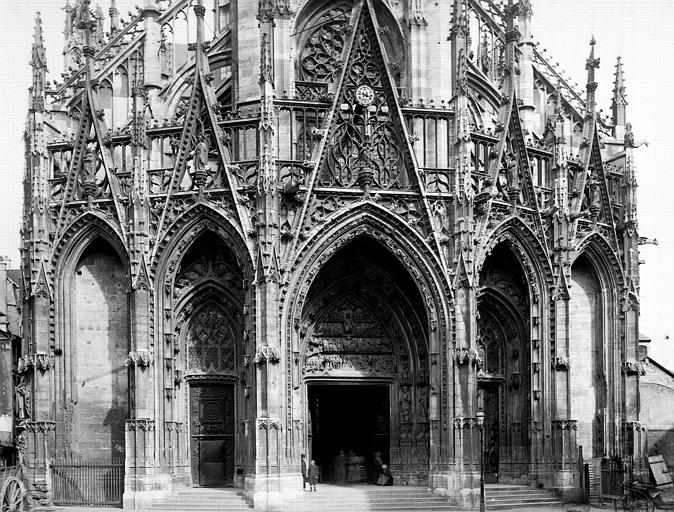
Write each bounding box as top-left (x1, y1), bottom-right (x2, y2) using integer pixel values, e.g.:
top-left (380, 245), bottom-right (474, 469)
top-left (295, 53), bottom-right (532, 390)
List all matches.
top-left (253, 346), bottom-right (281, 365)
top-left (621, 420), bottom-right (646, 432)
top-left (23, 420), bottom-right (56, 433)
top-left (18, 352), bottom-right (54, 374)
top-left (125, 350), bottom-right (154, 368)
top-left (257, 417), bottom-right (283, 430)
top-left (453, 417), bottom-right (479, 430)
top-left (551, 419), bottom-right (577, 431)
top-left (622, 361), bottom-right (646, 376)
top-left (126, 418), bottom-right (155, 431)
top-left (453, 347), bottom-right (483, 367)
top-left (552, 356), bottom-right (570, 371)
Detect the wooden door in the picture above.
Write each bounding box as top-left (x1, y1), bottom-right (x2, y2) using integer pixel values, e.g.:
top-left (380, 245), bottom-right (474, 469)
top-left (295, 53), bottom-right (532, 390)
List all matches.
top-left (190, 383), bottom-right (235, 486)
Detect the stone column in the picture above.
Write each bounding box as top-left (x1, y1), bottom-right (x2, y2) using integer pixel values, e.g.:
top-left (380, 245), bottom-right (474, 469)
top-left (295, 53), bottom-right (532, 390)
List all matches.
top-left (21, 281), bottom-right (56, 508)
top-left (123, 418), bottom-right (156, 509)
top-left (122, 282), bottom-right (157, 509)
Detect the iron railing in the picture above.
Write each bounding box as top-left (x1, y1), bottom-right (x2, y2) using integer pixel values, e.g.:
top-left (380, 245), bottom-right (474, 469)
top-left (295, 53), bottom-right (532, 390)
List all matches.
top-left (51, 458), bottom-right (124, 507)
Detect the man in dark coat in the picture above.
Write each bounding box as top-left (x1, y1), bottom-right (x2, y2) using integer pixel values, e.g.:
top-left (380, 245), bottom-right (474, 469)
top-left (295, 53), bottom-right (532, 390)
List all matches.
top-left (301, 454), bottom-right (307, 490)
top-left (308, 459), bottom-right (319, 492)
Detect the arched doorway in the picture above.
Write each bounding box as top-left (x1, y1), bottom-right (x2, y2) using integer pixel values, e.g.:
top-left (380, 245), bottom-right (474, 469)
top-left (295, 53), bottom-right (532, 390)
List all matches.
top-left (170, 232), bottom-right (246, 487)
top-left (477, 243), bottom-right (531, 483)
top-left (298, 236), bottom-right (430, 483)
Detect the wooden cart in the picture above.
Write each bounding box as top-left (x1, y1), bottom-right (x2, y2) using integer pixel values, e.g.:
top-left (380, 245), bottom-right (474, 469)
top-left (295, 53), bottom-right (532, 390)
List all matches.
top-left (0, 466), bottom-right (25, 512)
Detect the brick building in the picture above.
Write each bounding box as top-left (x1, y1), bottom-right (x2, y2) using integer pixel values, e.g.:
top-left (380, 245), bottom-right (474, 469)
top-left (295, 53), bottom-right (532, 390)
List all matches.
top-left (19, 0), bottom-right (649, 509)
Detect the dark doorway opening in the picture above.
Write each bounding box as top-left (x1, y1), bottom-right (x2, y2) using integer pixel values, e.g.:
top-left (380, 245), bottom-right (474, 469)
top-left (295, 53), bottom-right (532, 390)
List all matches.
top-left (308, 383), bottom-right (390, 482)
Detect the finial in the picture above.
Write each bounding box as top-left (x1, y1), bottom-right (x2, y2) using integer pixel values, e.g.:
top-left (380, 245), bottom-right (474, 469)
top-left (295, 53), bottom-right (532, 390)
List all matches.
top-left (612, 56), bottom-right (627, 137)
top-left (585, 36), bottom-right (600, 114)
top-left (32, 11), bottom-right (47, 69)
top-left (449, 0), bottom-right (469, 39)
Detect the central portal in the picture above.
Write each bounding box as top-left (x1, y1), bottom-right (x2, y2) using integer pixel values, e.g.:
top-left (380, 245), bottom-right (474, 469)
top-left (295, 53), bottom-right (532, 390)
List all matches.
top-left (308, 383), bottom-right (390, 482)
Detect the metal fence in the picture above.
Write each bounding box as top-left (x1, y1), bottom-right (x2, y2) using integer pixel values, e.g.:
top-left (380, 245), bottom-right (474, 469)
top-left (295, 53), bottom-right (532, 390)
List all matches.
top-left (51, 458), bottom-right (124, 507)
top-left (601, 457), bottom-right (625, 499)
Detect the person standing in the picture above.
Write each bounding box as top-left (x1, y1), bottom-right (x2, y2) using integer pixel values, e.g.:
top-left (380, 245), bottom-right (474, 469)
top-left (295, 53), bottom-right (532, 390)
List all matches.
top-left (333, 450), bottom-right (346, 484)
top-left (308, 459), bottom-right (319, 492)
top-left (301, 454), bottom-right (307, 491)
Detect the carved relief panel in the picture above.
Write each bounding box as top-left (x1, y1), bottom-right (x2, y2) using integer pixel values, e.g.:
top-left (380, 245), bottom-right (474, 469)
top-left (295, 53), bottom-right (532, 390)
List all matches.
top-left (303, 296), bottom-right (396, 377)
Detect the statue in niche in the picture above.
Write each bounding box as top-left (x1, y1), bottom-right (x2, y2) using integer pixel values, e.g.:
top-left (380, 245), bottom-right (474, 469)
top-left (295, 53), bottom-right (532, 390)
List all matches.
top-left (342, 307), bottom-right (355, 336)
top-left (417, 386), bottom-right (428, 420)
top-left (400, 384), bottom-right (412, 422)
top-left (15, 381), bottom-right (31, 421)
top-left (194, 131), bottom-right (209, 173)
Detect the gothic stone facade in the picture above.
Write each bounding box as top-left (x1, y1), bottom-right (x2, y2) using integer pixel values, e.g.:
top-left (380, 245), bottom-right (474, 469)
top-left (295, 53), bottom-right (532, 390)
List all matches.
top-left (20, 0), bottom-right (647, 509)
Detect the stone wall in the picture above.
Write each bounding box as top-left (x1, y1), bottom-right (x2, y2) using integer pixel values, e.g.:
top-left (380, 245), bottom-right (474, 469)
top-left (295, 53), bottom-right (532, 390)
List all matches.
top-left (641, 360), bottom-right (674, 469)
top-left (569, 258), bottom-right (601, 458)
top-left (72, 239), bottom-right (128, 458)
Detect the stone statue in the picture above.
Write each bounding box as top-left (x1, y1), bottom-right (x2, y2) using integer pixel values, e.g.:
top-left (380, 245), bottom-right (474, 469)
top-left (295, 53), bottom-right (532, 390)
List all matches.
top-left (194, 132), bottom-right (209, 172)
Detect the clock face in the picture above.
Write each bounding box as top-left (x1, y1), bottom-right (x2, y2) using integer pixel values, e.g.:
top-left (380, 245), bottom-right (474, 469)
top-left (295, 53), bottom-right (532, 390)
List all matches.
top-left (355, 84), bottom-right (375, 106)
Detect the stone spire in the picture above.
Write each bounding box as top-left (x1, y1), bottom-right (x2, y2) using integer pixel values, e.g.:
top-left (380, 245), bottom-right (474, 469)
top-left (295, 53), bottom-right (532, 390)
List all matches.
top-left (611, 56), bottom-right (627, 140)
top-left (77, 0), bottom-right (97, 83)
top-left (449, 0), bottom-right (469, 97)
top-left (30, 12), bottom-right (48, 114)
top-left (142, 0), bottom-right (162, 94)
top-left (109, 0), bottom-right (120, 35)
top-left (32, 12), bottom-right (47, 71)
top-left (517, 0), bottom-right (535, 133)
top-left (585, 36), bottom-right (600, 116)
top-left (503, 0), bottom-right (521, 97)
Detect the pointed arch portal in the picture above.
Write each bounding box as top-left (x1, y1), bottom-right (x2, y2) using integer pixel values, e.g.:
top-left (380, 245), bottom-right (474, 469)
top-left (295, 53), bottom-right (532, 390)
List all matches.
top-left (299, 235), bottom-right (430, 482)
top-left (477, 242), bottom-right (532, 482)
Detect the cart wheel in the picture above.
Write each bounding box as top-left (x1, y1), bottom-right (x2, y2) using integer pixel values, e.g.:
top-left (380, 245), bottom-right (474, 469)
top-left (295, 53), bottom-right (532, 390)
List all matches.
top-left (1, 477), bottom-right (25, 512)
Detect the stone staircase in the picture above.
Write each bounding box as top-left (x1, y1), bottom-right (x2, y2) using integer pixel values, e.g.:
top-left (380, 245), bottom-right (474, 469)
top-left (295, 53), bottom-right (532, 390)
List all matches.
top-left (145, 483), bottom-right (562, 511)
top-left (484, 484), bottom-right (563, 510)
top-left (282, 484), bottom-right (458, 511)
top-left (148, 487), bottom-right (252, 511)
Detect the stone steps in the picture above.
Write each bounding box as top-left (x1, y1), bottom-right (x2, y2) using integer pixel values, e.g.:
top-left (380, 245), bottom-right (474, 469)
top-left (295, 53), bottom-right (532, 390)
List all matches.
top-left (483, 484), bottom-right (564, 510)
top-left (149, 488), bottom-right (252, 511)
top-left (282, 485), bottom-right (458, 511)
top-left (147, 484), bottom-right (563, 511)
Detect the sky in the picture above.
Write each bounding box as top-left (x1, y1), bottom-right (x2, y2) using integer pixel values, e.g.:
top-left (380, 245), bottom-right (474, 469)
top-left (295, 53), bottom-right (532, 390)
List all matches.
top-left (0, 1), bottom-right (673, 367)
